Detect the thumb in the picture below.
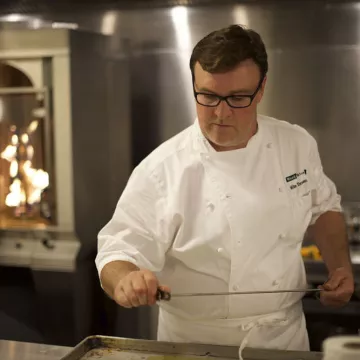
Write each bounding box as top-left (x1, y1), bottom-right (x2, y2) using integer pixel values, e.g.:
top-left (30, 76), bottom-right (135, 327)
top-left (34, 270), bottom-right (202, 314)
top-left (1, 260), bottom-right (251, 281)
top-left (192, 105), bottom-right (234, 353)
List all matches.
top-left (323, 276), bottom-right (342, 291)
top-left (158, 284), bottom-right (171, 293)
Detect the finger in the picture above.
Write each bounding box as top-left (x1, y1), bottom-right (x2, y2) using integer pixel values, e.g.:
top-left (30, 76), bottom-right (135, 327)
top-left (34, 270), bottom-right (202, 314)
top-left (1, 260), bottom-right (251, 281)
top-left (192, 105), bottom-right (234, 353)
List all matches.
top-left (320, 289), bottom-right (337, 305)
top-left (131, 276), bottom-right (148, 306)
top-left (159, 284), bottom-right (171, 293)
top-left (322, 274), bottom-right (344, 291)
top-left (143, 272), bottom-right (159, 305)
top-left (122, 281), bottom-right (142, 307)
top-left (114, 285), bottom-right (132, 308)
top-left (120, 278), bottom-right (141, 307)
top-left (320, 287), bottom-right (352, 307)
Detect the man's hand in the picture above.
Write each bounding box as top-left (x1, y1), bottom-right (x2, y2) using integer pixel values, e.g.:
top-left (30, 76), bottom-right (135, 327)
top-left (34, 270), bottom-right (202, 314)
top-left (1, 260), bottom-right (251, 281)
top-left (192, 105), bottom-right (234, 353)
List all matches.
top-left (319, 267), bottom-right (354, 307)
top-left (113, 269), bottom-right (170, 308)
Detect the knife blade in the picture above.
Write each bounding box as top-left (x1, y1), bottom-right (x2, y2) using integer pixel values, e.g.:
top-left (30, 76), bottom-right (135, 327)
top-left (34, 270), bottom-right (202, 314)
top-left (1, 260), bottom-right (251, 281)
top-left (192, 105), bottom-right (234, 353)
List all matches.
top-left (156, 288), bottom-right (323, 301)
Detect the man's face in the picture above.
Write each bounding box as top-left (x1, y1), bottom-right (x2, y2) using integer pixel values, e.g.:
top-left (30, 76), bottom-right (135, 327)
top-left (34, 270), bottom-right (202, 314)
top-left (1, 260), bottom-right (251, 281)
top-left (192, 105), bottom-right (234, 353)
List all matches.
top-left (193, 60), bottom-right (266, 151)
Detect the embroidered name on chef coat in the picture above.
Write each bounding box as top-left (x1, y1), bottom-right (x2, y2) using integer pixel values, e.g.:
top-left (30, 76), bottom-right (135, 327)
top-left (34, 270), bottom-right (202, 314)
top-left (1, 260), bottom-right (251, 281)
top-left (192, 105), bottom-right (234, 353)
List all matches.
top-left (285, 169), bottom-right (308, 190)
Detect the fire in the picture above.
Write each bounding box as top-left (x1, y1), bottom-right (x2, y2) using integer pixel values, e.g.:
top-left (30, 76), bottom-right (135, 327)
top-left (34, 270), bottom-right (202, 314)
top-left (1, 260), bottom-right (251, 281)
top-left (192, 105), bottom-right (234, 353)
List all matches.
top-left (1, 145), bottom-right (17, 162)
top-left (9, 160), bottom-right (18, 178)
top-left (5, 179), bottom-right (23, 207)
top-left (0, 120), bottom-right (49, 212)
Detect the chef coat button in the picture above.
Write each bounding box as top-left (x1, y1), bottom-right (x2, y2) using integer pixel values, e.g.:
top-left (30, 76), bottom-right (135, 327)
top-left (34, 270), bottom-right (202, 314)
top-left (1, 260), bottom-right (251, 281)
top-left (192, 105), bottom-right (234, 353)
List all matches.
top-left (272, 280), bottom-right (279, 286)
top-left (278, 233), bottom-right (285, 240)
top-left (217, 247), bottom-right (224, 253)
top-left (207, 202), bottom-right (215, 211)
top-left (233, 285), bottom-right (239, 291)
top-left (278, 187), bottom-right (283, 192)
top-left (225, 194), bottom-right (231, 199)
top-left (266, 143), bottom-right (272, 149)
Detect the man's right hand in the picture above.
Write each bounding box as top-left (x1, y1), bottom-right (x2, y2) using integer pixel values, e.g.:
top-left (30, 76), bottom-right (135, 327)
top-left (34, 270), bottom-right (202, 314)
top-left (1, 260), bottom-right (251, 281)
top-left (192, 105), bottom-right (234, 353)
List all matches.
top-left (113, 269), bottom-right (170, 308)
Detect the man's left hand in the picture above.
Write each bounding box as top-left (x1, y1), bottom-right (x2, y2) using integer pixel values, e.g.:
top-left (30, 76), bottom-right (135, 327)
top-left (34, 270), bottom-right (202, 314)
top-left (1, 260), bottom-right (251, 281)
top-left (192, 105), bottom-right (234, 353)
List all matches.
top-left (319, 267), bottom-right (354, 307)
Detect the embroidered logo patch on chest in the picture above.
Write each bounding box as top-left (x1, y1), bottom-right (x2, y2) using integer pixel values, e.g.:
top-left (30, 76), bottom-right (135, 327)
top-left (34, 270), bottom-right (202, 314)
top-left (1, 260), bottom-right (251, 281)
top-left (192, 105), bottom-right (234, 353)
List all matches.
top-left (285, 169), bottom-right (308, 190)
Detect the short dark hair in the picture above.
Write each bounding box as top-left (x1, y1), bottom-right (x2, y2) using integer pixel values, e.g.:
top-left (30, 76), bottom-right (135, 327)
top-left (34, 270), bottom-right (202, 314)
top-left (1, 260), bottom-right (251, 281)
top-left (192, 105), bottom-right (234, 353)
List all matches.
top-left (189, 24), bottom-right (268, 82)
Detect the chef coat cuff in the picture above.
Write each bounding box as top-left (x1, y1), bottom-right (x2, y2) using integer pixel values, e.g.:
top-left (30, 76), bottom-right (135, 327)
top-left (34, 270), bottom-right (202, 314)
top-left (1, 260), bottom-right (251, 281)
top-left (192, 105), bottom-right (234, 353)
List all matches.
top-left (310, 191), bottom-right (342, 225)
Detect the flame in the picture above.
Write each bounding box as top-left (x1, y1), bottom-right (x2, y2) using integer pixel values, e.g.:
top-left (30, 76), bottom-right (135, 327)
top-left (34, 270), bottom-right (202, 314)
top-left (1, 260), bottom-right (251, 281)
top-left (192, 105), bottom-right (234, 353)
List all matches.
top-left (6, 161), bottom-right (50, 207)
top-left (21, 133), bottom-right (29, 144)
top-left (23, 160), bottom-right (31, 172)
top-left (27, 145), bottom-right (34, 160)
top-left (11, 134), bottom-right (18, 145)
top-left (9, 160), bottom-right (18, 177)
top-left (1, 126), bottom-right (50, 210)
top-left (28, 189), bottom-right (41, 205)
top-left (27, 120), bottom-right (39, 134)
top-left (1, 145), bottom-right (17, 162)
top-left (5, 179), bottom-right (22, 207)
top-left (31, 169), bottom-right (49, 190)
top-left (23, 160), bottom-right (48, 187)
top-left (4, 160), bottom-right (49, 207)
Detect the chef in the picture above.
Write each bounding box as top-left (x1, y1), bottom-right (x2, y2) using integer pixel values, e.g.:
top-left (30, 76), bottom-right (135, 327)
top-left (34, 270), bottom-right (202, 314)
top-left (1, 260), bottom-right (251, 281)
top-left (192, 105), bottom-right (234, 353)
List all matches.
top-left (95, 24), bottom-right (354, 354)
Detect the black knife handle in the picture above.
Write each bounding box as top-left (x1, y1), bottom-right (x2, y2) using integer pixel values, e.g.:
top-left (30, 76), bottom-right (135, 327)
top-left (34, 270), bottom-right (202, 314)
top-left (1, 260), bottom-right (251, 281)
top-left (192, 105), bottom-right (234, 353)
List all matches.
top-left (156, 289), bottom-right (171, 301)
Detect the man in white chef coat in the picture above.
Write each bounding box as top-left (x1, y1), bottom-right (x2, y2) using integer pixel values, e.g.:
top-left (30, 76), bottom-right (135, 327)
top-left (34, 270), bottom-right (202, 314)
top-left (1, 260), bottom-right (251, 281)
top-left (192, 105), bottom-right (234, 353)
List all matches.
top-left (95, 25), bottom-right (354, 353)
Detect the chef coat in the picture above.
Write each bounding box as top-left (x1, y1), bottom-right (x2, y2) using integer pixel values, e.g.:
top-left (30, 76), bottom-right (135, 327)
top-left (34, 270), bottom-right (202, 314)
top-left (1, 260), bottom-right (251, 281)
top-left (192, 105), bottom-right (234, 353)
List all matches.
top-left (95, 114), bottom-right (341, 352)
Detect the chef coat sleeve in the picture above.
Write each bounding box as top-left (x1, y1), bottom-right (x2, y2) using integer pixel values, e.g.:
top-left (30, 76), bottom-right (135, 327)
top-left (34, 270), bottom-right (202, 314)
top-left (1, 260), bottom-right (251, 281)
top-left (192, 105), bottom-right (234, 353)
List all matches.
top-left (95, 165), bottom-right (170, 277)
top-left (308, 134), bottom-right (342, 225)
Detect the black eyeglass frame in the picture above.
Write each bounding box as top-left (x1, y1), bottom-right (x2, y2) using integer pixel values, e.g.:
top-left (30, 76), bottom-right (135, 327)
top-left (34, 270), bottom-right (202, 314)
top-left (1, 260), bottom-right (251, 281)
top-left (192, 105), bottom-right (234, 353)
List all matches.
top-left (192, 75), bottom-right (265, 109)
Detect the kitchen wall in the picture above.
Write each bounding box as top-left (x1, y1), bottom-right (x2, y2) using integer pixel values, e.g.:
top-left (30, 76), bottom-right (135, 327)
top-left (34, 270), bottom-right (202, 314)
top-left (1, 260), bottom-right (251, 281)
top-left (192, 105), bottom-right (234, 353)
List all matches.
top-left (5, 1), bottom-right (356, 201)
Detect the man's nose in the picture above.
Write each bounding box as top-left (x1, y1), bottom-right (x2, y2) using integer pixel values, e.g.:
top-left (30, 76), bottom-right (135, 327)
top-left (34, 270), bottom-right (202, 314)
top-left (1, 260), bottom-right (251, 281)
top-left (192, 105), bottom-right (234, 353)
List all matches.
top-left (214, 99), bottom-right (232, 119)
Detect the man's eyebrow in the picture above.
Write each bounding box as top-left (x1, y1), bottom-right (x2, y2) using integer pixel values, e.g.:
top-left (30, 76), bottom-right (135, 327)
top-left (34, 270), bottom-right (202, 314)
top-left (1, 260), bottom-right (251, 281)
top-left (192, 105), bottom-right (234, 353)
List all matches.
top-left (195, 85), bottom-right (255, 95)
top-left (227, 88), bottom-right (255, 95)
top-left (197, 87), bottom-right (213, 93)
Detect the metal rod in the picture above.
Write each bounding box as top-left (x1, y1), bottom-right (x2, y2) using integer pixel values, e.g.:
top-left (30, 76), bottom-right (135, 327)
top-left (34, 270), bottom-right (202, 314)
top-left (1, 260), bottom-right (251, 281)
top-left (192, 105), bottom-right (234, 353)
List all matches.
top-left (156, 288), bottom-right (323, 301)
top-left (170, 288), bottom-right (323, 297)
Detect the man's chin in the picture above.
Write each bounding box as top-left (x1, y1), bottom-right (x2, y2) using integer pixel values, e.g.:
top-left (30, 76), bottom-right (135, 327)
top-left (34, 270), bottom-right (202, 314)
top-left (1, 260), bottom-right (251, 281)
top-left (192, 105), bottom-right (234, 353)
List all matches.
top-left (208, 137), bottom-right (240, 150)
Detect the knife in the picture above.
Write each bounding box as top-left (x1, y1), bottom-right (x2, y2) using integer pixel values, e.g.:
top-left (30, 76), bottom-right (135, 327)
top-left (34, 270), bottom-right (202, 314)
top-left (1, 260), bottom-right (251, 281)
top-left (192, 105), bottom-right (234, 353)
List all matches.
top-left (156, 288), bottom-right (323, 301)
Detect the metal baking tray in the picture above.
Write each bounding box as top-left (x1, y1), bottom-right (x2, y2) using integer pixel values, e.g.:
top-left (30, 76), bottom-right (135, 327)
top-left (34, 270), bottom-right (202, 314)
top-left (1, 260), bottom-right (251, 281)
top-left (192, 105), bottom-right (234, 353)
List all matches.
top-left (60, 335), bottom-right (323, 360)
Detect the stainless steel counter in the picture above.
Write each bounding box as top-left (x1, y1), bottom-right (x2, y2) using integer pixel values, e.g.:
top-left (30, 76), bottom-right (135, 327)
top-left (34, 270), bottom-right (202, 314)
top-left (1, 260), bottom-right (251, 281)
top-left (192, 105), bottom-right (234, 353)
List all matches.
top-left (0, 340), bottom-right (71, 360)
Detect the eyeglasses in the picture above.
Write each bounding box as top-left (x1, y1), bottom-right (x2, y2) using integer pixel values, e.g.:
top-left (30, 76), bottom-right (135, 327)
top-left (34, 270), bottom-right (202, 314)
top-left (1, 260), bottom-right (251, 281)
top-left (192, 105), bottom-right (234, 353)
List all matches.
top-left (193, 76), bottom-right (264, 109)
